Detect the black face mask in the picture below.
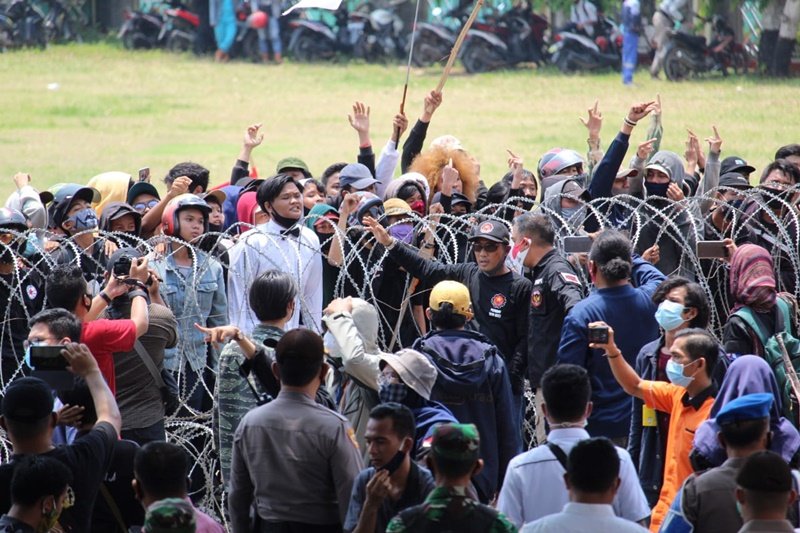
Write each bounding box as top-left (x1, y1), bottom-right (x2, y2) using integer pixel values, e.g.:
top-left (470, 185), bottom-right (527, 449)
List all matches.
top-left (401, 387), bottom-right (425, 409)
top-left (316, 231), bottom-right (333, 254)
top-left (271, 210), bottom-right (300, 230)
top-left (208, 223), bottom-right (223, 233)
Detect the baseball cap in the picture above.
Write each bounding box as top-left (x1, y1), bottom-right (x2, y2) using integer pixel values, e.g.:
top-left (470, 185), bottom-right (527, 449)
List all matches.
top-left (47, 184), bottom-right (101, 228)
top-left (339, 163), bottom-right (378, 191)
top-left (127, 182), bottom-right (160, 205)
top-left (721, 156), bottom-right (756, 176)
top-left (430, 280), bottom-right (473, 319)
top-left (383, 198), bottom-right (412, 217)
top-left (616, 168), bottom-right (639, 180)
top-left (201, 189), bottom-right (226, 207)
top-left (451, 192), bottom-right (473, 208)
top-left (716, 392), bottom-right (773, 425)
top-left (378, 349), bottom-right (438, 400)
top-left (276, 156), bottom-right (311, 178)
top-left (1, 377), bottom-right (54, 423)
top-left (644, 163), bottom-right (672, 180)
top-left (429, 135), bottom-right (464, 151)
top-left (469, 219), bottom-right (509, 244)
top-left (562, 179), bottom-right (589, 200)
top-left (143, 498), bottom-right (196, 533)
top-left (431, 423), bottom-right (480, 463)
top-left (719, 172), bottom-right (752, 190)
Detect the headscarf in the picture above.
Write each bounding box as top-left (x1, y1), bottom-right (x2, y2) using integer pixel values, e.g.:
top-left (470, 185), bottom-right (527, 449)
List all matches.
top-left (693, 355), bottom-right (800, 466)
top-left (87, 171), bottom-right (132, 216)
top-left (729, 244), bottom-right (777, 313)
top-left (236, 191), bottom-right (259, 228)
top-left (304, 203), bottom-right (338, 230)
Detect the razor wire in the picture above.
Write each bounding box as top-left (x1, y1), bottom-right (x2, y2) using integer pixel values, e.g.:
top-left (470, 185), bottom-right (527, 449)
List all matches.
top-left (0, 186), bottom-right (798, 524)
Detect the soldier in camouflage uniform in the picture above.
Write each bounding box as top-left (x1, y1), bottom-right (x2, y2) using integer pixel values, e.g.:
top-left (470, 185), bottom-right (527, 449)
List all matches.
top-left (386, 423), bottom-right (518, 533)
top-left (142, 498), bottom-right (196, 533)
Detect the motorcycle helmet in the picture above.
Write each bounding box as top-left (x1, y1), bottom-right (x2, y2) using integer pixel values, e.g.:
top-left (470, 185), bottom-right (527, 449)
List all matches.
top-left (248, 10), bottom-right (268, 29)
top-left (0, 208), bottom-right (29, 234)
top-left (349, 192), bottom-right (384, 227)
top-left (537, 148), bottom-right (584, 179)
top-left (161, 194), bottom-right (211, 237)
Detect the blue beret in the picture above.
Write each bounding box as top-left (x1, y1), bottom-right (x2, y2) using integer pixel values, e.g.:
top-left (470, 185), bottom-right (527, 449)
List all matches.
top-left (716, 393), bottom-right (773, 425)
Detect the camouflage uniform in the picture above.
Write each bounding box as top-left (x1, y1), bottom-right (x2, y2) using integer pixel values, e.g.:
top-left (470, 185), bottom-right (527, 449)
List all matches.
top-left (143, 498), bottom-right (196, 533)
top-left (386, 424), bottom-right (518, 533)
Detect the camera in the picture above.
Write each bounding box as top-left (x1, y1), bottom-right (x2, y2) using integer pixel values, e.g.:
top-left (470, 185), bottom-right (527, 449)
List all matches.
top-left (113, 255), bottom-right (133, 278)
top-left (588, 325), bottom-right (609, 344)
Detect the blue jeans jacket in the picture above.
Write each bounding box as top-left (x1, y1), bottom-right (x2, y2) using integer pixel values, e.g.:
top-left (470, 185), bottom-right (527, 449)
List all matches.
top-left (153, 249), bottom-right (228, 373)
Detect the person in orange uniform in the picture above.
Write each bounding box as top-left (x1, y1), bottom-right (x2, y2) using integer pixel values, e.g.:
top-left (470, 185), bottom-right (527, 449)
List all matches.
top-left (589, 324), bottom-right (718, 532)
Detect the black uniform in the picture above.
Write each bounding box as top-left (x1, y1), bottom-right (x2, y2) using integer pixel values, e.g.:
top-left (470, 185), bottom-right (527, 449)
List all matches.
top-left (526, 249), bottom-right (585, 388)
top-left (387, 242), bottom-right (532, 390)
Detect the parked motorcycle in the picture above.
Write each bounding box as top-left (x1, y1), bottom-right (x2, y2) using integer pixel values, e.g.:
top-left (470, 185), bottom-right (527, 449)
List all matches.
top-left (662, 14), bottom-right (751, 81)
top-left (407, 5), bottom-right (470, 67)
top-left (227, 3), bottom-right (263, 62)
top-left (160, 0), bottom-right (198, 53)
top-left (118, 5), bottom-right (165, 49)
top-left (549, 16), bottom-right (621, 74)
top-left (353, 0), bottom-right (406, 62)
top-left (0, 0), bottom-right (46, 50)
top-left (287, 4), bottom-right (367, 62)
top-left (458, 2), bottom-right (548, 73)
top-left (42, 0), bottom-right (84, 43)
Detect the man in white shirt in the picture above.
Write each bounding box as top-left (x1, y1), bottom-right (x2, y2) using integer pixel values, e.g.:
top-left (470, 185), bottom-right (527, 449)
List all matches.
top-left (497, 364), bottom-right (649, 529)
top-left (227, 174), bottom-right (323, 334)
top-left (568, 0), bottom-right (598, 37)
top-left (521, 437), bottom-right (649, 533)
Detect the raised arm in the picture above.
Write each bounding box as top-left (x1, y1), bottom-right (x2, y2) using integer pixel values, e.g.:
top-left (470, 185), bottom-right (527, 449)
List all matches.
top-left (588, 322), bottom-right (646, 399)
top-left (401, 90), bottom-right (442, 172)
top-left (62, 343), bottom-right (122, 435)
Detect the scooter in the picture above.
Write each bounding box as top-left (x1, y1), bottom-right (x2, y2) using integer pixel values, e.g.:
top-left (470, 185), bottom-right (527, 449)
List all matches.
top-left (42, 0), bottom-right (84, 43)
top-left (160, 0), bottom-right (199, 53)
top-left (549, 16), bottom-right (621, 74)
top-left (407, 3), bottom-right (470, 67)
top-left (353, 0), bottom-right (406, 62)
top-left (662, 14), bottom-right (751, 81)
top-left (118, 5), bottom-right (165, 50)
top-left (0, 0), bottom-right (46, 50)
top-left (458, 1), bottom-right (549, 73)
top-left (287, 4), bottom-right (367, 62)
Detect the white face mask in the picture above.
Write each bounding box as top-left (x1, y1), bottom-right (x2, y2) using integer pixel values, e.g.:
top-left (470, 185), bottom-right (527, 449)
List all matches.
top-left (508, 239), bottom-right (529, 275)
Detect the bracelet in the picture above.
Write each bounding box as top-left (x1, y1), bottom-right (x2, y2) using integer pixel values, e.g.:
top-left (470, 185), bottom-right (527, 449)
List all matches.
top-left (623, 117), bottom-right (637, 128)
top-left (385, 238), bottom-right (397, 251)
top-left (129, 289), bottom-right (149, 301)
top-left (605, 350), bottom-right (621, 359)
top-left (99, 291), bottom-right (112, 305)
top-left (422, 241), bottom-right (436, 249)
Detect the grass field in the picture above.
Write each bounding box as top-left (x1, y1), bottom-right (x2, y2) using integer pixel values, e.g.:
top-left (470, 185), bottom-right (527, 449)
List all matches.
top-left (1, 42), bottom-right (799, 200)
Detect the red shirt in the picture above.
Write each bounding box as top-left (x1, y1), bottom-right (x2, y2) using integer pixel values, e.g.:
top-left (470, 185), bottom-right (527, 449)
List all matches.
top-left (82, 319), bottom-right (137, 395)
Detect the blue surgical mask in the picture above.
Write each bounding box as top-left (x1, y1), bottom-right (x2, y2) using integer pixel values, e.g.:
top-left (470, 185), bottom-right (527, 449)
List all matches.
top-left (67, 207), bottom-right (98, 231)
top-left (24, 342), bottom-right (43, 368)
top-left (666, 358), bottom-right (696, 388)
top-left (645, 181), bottom-right (670, 198)
top-left (655, 300), bottom-right (687, 331)
top-left (388, 223), bottom-right (414, 245)
top-left (561, 206), bottom-right (580, 220)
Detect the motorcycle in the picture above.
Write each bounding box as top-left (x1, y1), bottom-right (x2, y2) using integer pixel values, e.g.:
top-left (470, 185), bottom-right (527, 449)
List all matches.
top-left (42, 0), bottom-right (84, 43)
top-left (353, 0), bottom-right (406, 62)
top-left (458, 2), bottom-right (548, 74)
top-left (549, 16), bottom-right (621, 74)
top-left (160, 0), bottom-right (198, 53)
top-left (662, 14), bottom-right (751, 81)
top-left (407, 4), bottom-right (470, 67)
top-left (118, 5), bottom-right (165, 50)
top-left (287, 4), bottom-right (367, 62)
top-left (227, 3), bottom-right (263, 62)
top-left (0, 0), bottom-right (46, 50)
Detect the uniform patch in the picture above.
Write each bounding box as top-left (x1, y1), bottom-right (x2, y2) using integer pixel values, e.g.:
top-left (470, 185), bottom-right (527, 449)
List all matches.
top-left (25, 284), bottom-right (37, 300)
top-left (560, 272), bottom-right (580, 284)
top-left (531, 289), bottom-right (542, 308)
top-left (479, 222), bottom-right (494, 233)
top-left (491, 294), bottom-right (507, 309)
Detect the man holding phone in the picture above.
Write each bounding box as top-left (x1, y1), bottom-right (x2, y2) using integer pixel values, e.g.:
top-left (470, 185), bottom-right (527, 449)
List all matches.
top-left (344, 403), bottom-right (435, 533)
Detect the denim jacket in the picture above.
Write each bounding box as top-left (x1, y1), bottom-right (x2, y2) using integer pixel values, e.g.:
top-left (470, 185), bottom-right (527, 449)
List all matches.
top-left (152, 249), bottom-right (228, 372)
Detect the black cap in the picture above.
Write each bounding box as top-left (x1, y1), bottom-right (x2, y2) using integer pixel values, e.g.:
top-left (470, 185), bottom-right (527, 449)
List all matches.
top-left (719, 172), bottom-right (752, 190)
top-left (720, 156), bottom-right (756, 176)
top-left (451, 192), bottom-right (473, 208)
top-left (1, 377), bottom-right (53, 423)
top-left (127, 182), bottom-right (160, 205)
top-left (469, 219), bottom-right (509, 243)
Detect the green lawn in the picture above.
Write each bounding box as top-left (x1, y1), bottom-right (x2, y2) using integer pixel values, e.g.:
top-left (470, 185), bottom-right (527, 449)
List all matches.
top-left (1, 42), bottom-right (798, 200)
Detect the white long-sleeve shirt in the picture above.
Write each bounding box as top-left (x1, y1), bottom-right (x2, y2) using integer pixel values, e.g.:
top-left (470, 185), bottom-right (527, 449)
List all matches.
top-left (375, 139), bottom-right (401, 199)
top-left (227, 219), bottom-right (323, 334)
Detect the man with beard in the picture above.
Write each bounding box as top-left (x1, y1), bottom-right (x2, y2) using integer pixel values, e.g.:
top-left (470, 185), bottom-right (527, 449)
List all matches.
top-left (227, 174), bottom-right (323, 334)
top-left (344, 403), bottom-right (435, 533)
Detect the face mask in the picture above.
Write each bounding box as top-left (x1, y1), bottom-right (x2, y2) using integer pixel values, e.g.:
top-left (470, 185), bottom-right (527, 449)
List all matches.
top-left (271, 210), bottom-right (301, 230)
top-left (655, 300), bottom-right (687, 331)
top-left (721, 198), bottom-right (744, 221)
top-left (379, 382), bottom-right (408, 403)
top-left (645, 181), bottom-right (670, 198)
top-left (208, 222), bottom-right (223, 233)
top-left (409, 200), bottom-right (425, 217)
top-left (561, 206), bottom-right (580, 220)
top-left (67, 208), bottom-right (98, 231)
top-left (38, 499), bottom-right (61, 533)
top-left (666, 358), bottom-right (696, 388)
top-left (509, 239), bottom-right (529, 274)
top-left (388, 223), bottom-right (414, 245)
top-left (572, 172), bottom-right (589, 188)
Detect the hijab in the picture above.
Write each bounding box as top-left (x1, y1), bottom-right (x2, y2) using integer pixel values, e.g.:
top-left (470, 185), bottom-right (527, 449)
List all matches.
top-left (729, 243), bottom-right (777, 313)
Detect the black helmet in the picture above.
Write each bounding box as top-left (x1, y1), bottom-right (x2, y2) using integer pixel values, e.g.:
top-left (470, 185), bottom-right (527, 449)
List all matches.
top-left (0, 208), bottom-right (28, 233)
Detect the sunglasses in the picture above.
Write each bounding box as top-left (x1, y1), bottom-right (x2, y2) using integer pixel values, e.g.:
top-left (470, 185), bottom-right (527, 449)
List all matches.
top-left (133, 199), bottom-right (159, 212)
top-left (472, 242), bottom-right (501, 253)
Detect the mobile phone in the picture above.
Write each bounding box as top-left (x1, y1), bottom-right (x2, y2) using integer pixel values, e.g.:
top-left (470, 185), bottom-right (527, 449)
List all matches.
top-left (696, 241), bottom-right (728, 259)
top-left (563, 235), bottom-right (593, 254)
top-left (138, 167), bottom-right (150, 183)
top-left (379, 450), bottom-right (406, 475)
top-left (29, 345), bottom-right (69, 370)
top-left (588, 326), bottom-right (609, 344)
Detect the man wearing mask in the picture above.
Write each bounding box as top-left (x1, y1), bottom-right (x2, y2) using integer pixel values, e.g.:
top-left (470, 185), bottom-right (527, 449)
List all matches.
top-left (0, 456), bottom-right (73, 533)
top-left (344, 404), bottom-right (435, 533)
top-left (98, 201), bottom-right (143, 249)
top-left (592, 325), bottom-right (718, 532)
top-left (228, 174), bottom-right (323, 334)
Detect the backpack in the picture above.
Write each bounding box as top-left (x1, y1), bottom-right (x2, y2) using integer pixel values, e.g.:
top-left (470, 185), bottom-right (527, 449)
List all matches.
top-left (734, 297), bottom-right (800, 425)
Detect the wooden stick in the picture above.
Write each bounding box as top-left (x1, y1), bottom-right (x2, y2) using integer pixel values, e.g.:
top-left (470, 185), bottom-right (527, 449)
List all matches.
top-left (436, 0), bottom-right (484, 93)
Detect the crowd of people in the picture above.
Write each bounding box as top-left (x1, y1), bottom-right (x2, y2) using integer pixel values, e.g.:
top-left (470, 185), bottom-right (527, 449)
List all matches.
top-left (1, 90), bottom-right (800, 533)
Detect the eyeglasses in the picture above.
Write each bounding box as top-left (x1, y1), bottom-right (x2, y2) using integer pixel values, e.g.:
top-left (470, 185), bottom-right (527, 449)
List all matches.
top-left (133, 199), bottom-right (159, 212)
top-left (472, 242), bottom-right (500, 253)
top-left (23, 337), bottom-right (57, 349)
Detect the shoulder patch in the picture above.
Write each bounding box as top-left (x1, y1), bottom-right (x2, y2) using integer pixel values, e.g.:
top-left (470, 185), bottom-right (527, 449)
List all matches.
top-left (25, 284), bottom-right (38, 301)
top-left (560, 272), bottom-right (580, 284)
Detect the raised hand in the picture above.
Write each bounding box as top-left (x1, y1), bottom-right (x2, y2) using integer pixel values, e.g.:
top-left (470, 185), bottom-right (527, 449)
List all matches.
top-left (579, 100), bottom-right (603, 138)
top-left (627, 100), bottom-right (658, 123)
top-left (507, 149), bottom-right (524, 189)
top-left (392, 113), bottom-right (408, 140)
top-left (440, 158), bottom-right (460, 196)
top-left (340, 192), bottom-right (359, 218)
top-left (705, 125), bottom-right (722, 155)
top-left (348, 102), bottom-right (371, 136)
top-left (167, 175), bottom-right (192, 199)
top-left (637, 138), bottom-right (658, 160)
top-left (243, 123), bottom-right (264, 149)
top-left (421, 90), bottom-right (443, 122)
top-left (363, 216), bottom-right (393, 247)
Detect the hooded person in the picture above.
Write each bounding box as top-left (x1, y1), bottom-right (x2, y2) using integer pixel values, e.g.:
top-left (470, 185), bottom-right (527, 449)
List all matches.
top-left (408, 145), bottom-right (480, 206)
top-left (384, 173), bottom-right (431, 218)
top-left (691, 355), bottom-right (800, 471)
top-left (630, 151), bottom-right (698, 280)
top-left (98, 201), bottom-right (143, 249)
top-left (5, 174), bottom-right (47, 231)
top-left (305, 203), bottom-right (340, 307)
top-left (87, 171), bottom-right (133, 217)
top-left (538, 178), bottom-right (595, 236)
top-left (377, 349), bottom-right (458, 460)
top-left (537, 148), bottom-right (588, 191)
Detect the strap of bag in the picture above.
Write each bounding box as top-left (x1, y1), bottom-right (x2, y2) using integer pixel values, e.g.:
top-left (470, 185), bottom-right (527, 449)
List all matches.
top-left (547, 442), bottom-right (569, 470)
top-left (133, 340), bottom-right (165, 389)
top-left (99, 483), bottom-right (127, 532)
top-left (733, 307), bottom-right (772, 349)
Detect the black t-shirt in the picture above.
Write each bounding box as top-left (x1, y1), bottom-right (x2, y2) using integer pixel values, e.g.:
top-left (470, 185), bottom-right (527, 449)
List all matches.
top-left (0, 268), bottom-right (45, 365)
top-left (90, 438), bottom-right (143, 532)
top-left (0, 422), bottom-right (117, 533)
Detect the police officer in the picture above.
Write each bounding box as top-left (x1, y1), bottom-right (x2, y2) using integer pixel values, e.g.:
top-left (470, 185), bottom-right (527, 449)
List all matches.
top-left (511, 213), bottom-right (584, 443)
top-left (661, 392), bottom-right (774, 533)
